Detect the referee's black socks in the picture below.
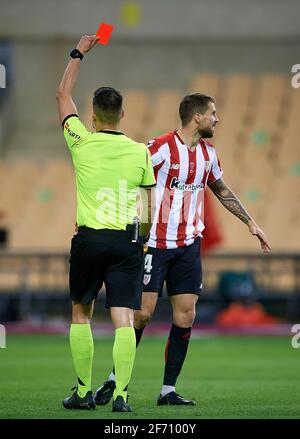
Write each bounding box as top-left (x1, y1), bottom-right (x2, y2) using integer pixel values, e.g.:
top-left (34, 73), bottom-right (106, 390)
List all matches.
top-left (163, 324), bottom-right (192, 386)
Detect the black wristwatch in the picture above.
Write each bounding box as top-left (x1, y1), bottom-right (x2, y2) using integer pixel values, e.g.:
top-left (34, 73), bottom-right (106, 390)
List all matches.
top-left (70, 49), bottom-right (83, 60)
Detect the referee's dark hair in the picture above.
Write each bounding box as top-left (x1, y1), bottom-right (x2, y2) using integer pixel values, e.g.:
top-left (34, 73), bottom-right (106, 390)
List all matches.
top-left (93, 87), bottom-right (123, 123)
top-left (179, 93), bottom-right (216, 126)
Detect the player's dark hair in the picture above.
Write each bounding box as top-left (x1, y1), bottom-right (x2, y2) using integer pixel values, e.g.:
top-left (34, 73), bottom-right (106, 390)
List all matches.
top-left (93, 87), bottom-right (123, 123)
top-left (179, 93), bottom-right (216, 126)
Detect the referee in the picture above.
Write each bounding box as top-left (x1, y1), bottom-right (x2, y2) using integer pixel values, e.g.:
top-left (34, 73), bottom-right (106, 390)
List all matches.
top-left (56, 35), bottom-right (156, 412)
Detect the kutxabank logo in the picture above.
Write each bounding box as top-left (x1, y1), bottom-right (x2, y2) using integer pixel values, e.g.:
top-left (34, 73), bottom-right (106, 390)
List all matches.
top-left (170, 176), bottom-right (204, 191)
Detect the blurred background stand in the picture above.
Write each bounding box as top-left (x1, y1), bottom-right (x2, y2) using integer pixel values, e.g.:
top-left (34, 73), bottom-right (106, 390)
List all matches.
top-left (0, 0), bottom-right (299, 328)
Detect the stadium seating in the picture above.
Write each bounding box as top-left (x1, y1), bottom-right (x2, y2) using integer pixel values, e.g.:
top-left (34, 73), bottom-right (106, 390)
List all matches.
top-left (120, 90), bottom-right (151, 142)
top-left (3, 160), bottom-right (76, 250)
top-left (188, 73), bottom-right (221, 101)
top-left (145, 90), bottom-right (181, 140)
top-left (0, 73), bottom-right (297, 252)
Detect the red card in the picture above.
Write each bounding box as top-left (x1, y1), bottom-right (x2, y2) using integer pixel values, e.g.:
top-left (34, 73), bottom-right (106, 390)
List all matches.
top-left (96, 23), bottom-right (114, 45)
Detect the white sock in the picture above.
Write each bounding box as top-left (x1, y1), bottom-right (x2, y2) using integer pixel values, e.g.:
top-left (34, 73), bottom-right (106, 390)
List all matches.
top-left (161, 385), bottom-right (175, 397)
top-left (108, 372), bottom-right (115, 382)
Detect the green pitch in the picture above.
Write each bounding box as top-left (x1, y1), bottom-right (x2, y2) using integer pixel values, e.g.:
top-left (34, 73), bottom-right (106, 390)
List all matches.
top-left (0, 334), bottom-right (299, 419)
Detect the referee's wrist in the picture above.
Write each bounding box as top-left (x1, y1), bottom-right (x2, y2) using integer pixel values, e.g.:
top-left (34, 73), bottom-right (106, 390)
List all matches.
top-left (70, 48), bottom-right (84, 60)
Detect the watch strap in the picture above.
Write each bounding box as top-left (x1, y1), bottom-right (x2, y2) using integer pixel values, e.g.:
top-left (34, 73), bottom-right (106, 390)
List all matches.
top-left (70, 49), bottom-right (83, 60)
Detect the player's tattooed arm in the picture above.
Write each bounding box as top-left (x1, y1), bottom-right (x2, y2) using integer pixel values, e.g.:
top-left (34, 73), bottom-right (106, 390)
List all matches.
top-left (208, 177), bottom-right (271, 254)
top-left (208, 178), bottom-right (251, 225)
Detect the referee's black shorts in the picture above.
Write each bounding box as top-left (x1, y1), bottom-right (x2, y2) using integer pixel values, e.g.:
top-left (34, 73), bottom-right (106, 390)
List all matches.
top-left (69, 227), bottom-right (144, 309)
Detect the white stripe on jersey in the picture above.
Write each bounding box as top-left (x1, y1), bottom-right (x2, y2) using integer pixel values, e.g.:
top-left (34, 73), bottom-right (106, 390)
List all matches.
top-left (185, 146), bottom-right (205, 244)
top-left (149, 142), bottom-right (170, 244)
top-left (165, 137), bottom-right (189, 243)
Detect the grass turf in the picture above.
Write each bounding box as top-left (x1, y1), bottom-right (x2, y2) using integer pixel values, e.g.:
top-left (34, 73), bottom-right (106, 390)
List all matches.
top-left (0, 334), bottom-right (299, 419)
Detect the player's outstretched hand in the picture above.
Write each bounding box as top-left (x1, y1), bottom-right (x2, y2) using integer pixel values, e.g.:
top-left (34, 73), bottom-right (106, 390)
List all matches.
top-left (248, 220), bottom-right (271, 254)
top-left (76, 35), bottom-right (100, 54)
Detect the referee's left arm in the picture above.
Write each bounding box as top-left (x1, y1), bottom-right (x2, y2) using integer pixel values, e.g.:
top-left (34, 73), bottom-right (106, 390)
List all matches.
top-left (56, 35), bottom-right (99, 125)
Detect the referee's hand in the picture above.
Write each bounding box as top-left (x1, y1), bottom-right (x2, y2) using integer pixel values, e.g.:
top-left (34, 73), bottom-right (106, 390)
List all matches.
top-left (76, 35), bottom-right (100, 54)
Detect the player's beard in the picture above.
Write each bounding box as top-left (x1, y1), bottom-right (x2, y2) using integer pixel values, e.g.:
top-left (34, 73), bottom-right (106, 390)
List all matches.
top-left (198, 127), bottom-right (214, 138)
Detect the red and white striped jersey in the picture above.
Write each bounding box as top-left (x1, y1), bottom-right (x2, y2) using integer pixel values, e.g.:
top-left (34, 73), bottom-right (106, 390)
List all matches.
top-left (147, 130), bottom-right (223, 249)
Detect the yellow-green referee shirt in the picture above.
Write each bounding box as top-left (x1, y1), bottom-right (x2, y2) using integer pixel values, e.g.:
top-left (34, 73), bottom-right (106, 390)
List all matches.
top-left (63, 115), bottom-right (156, 230)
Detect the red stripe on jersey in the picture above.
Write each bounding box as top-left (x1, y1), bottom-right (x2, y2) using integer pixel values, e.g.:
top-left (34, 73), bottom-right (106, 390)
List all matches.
top-left (155, 135), bottom-right (180, 249)
top-left (176, 148), bottom-right (197, 246)
top-left (148, 143), bottom-right (160, 156)
top-left (200, 140), bottom-right (210, 186)
top-left (174, 130), bottom-right (184, 144)
top-left (175, 237), bottom-right (190, 247)
top-left (154, 161), bottom-right (164, 180)
top-left (192, 141), bottom-right (209, 237)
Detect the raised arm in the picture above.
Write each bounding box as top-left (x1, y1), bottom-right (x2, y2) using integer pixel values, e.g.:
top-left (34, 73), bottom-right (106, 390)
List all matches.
top-left (56, 35), bottom-right (99, 124)
top-left (208, 177), bottom-right (271, 254)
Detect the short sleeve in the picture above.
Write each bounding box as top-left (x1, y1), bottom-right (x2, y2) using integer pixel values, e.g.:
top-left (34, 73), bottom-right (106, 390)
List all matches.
top-left (207, 153), bottom-right (223, 184)
top-left (63, 115), bottom-right (91, 149)
top-left (147, 139), bottom-right (165, 168)
top-left (140, 148), bottom-right (156, 188)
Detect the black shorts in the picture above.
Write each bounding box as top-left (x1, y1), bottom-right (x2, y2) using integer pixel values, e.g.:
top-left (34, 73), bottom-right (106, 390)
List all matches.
top-left (69, 227), bottom-right (144, 309)
top-left (143, 238), bottom-right (202, 297)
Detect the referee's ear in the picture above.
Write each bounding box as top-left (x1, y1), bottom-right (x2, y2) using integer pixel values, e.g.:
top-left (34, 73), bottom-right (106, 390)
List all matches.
top-left (120, 109), bottom-right (125, 120)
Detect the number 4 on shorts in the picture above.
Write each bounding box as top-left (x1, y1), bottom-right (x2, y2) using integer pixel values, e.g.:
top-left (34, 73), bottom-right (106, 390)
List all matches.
top-left (144, 254), bottom-right (153, 273)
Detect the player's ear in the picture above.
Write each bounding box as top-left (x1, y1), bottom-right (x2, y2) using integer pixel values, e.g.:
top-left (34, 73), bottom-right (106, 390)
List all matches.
top-left (194, 112), bottom-right (202, 124)
top-left (92, 111), bottom-right (96, 129)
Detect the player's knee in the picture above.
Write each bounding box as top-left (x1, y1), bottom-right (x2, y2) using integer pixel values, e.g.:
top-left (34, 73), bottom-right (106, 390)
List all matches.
top-left (135, 309), bottom-right (153, 328)
top-left (174, 309), bottom-right (196, 327)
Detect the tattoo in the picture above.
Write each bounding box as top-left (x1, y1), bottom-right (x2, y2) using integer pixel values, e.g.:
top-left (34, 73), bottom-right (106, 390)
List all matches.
top-left (208, 178), bottom-right (251, 225)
